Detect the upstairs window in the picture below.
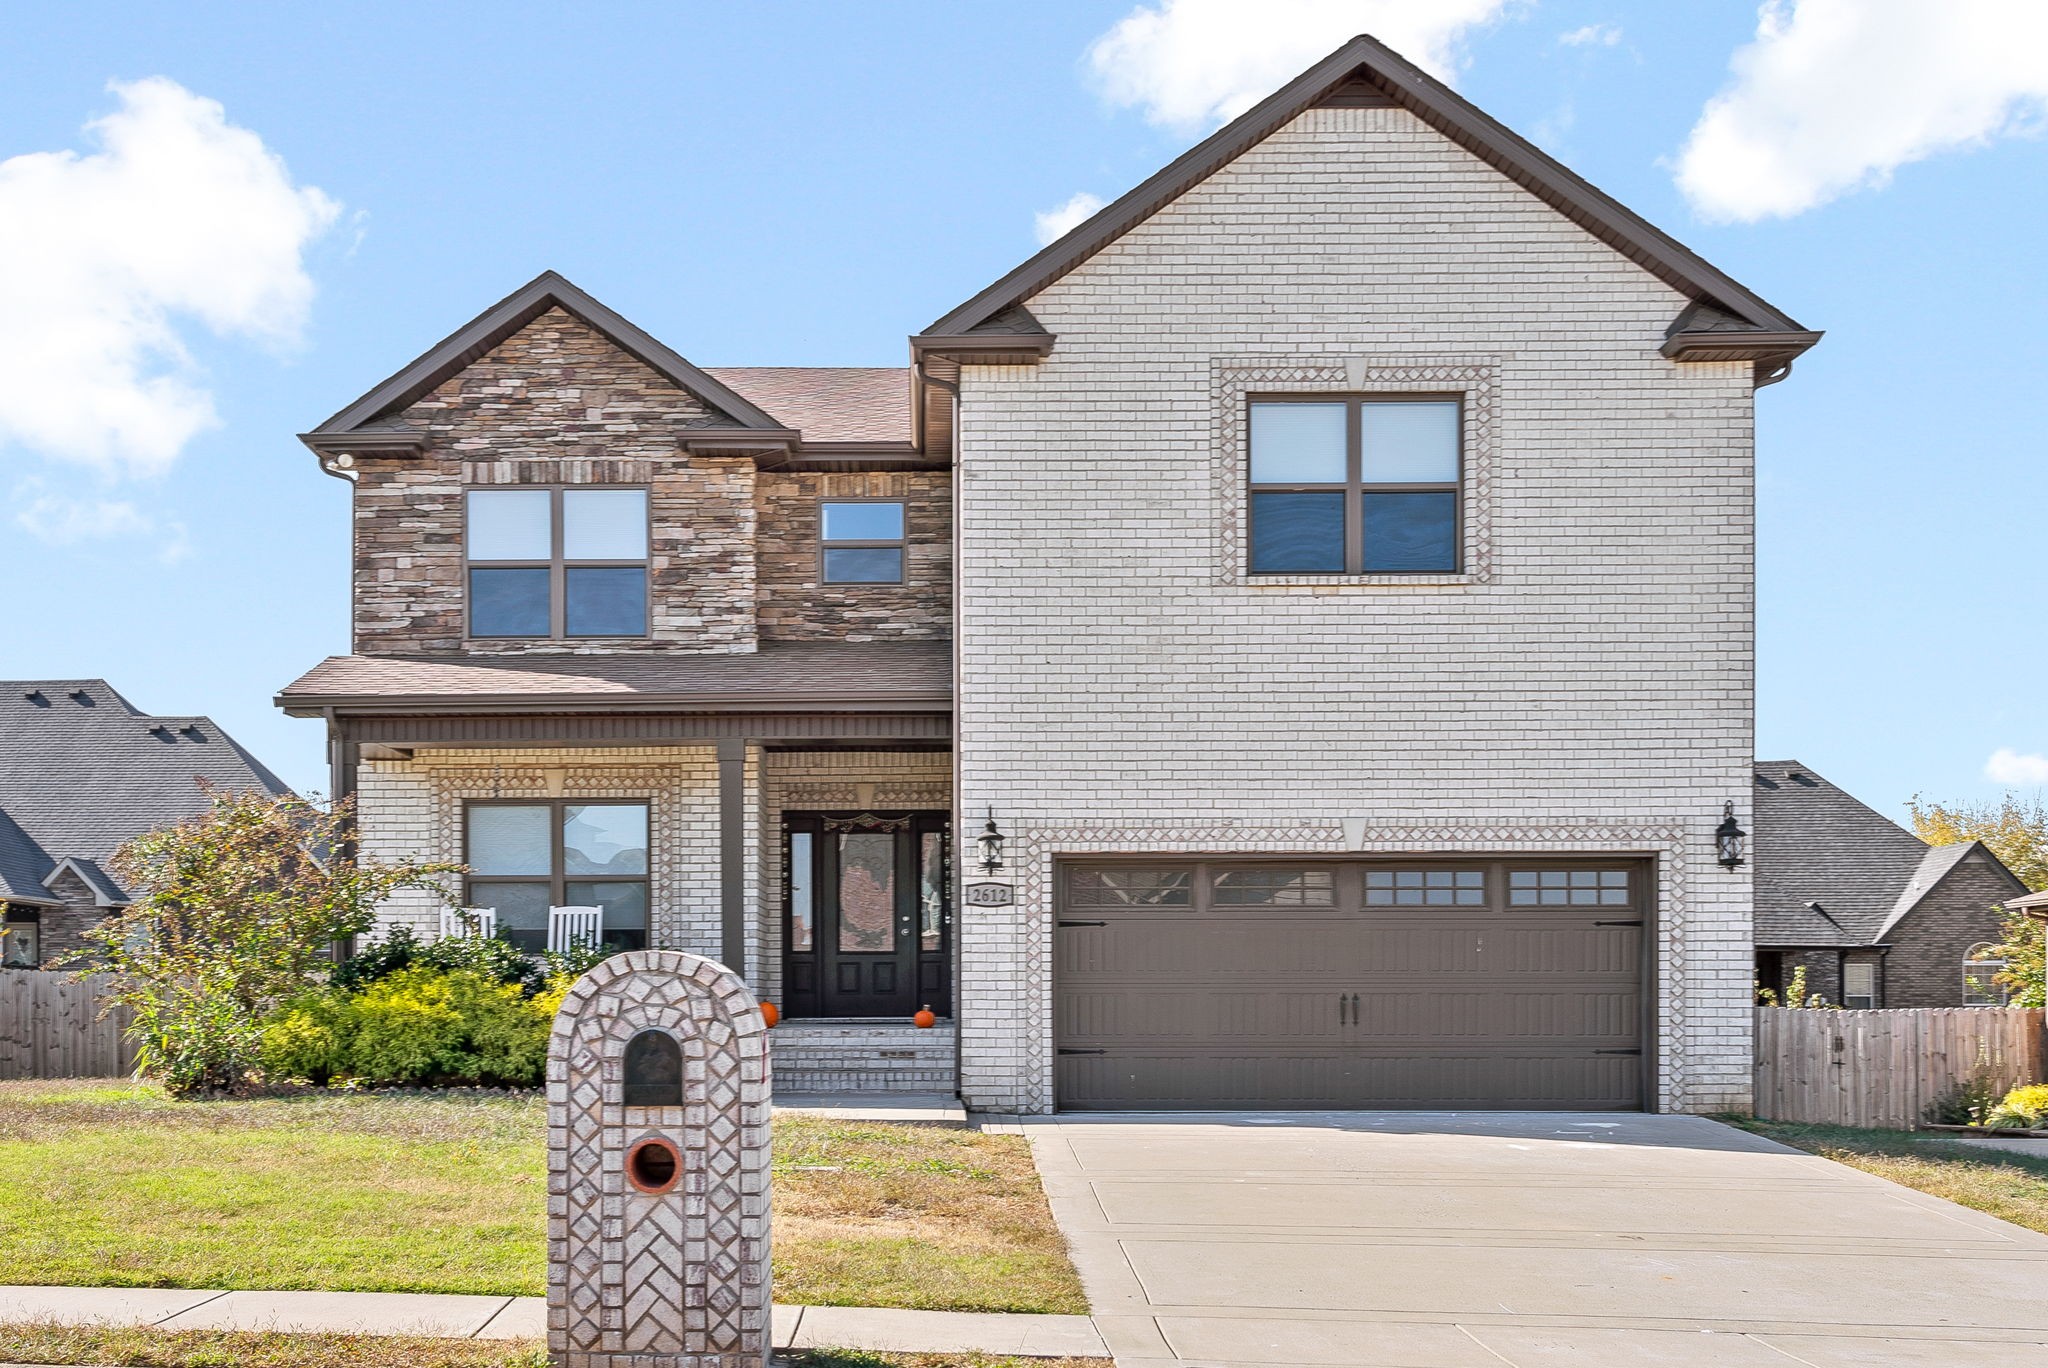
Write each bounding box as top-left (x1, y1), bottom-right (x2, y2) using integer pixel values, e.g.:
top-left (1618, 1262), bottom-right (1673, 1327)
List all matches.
top-left (1249, 397), bottom-right (1461, 574)
top-left (466, 488), bottom-right (648, 638)
top-left (819, 500), bottom-right (905, 584)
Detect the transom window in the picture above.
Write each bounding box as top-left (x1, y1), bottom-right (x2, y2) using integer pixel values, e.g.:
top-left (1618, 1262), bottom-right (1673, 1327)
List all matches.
top-left (820, 500), bottom-right (906, 584)
top-left (466, 488), bottom-right (649, 638)
top-left (464, 801), bottom-right (650, 952)
top-left (1248, 396), bottom-right (1461, 574)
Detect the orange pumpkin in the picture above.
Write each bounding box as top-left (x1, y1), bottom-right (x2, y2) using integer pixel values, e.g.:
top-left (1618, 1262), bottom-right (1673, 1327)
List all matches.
top-left (760, 1002), bottom-right (780, 1028)
top-left (913, 1006), bottom-right (937, 1029)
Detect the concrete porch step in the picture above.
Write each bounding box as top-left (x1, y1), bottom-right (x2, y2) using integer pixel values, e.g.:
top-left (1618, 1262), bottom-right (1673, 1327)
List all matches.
top-left (770, 1017), bottom-right (957, 1095)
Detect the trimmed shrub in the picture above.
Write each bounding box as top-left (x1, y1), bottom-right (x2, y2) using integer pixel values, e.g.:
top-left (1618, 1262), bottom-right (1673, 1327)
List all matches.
top-left (263, 965), bottom-right (568, 1087)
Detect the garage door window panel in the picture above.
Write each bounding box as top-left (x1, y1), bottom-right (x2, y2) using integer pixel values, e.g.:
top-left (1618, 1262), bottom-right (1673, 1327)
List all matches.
top-left (1212, 868), bottom-right (1336, 906)
top-left (1065, 867), bottom-right (1194, 907)
top-left (1509, 869), bottom-right (1632, 906)
top-left (1364, 869), bottom-right (1486, 906)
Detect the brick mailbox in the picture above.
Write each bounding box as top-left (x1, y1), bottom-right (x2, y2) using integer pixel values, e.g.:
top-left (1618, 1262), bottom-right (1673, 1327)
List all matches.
top-left (547, 950), bottom-right (771, 1367)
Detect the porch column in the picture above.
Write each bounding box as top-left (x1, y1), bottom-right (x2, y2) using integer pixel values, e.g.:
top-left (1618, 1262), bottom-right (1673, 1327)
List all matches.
top-left (718, 738), bottom-right (747, 974)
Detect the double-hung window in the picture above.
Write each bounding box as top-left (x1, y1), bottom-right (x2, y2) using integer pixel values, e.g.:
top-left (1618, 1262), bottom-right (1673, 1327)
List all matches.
top-left (1249, 396), bottom-right (1461, 574)
top-left (464, 801), bottom-right (650, 952)
top-left (819, 500), bottom-right (905, 584)
top-left (467, 488), bottom-right (649, 637)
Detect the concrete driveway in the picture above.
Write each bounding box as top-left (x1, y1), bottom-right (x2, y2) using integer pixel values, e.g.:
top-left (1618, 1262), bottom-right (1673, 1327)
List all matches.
top-left (1023, 1112), bottom-right (2048, 1367)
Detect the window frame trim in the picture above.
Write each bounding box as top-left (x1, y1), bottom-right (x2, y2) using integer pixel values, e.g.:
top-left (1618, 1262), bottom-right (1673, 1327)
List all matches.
top-left (461, 797), bottom-right (653, 949)
top-left (1246, 392), bottom-right (1464, 577)
top-left (463, 485), bottom-right (653, 640)
top-left (815, 495), bottom-right (909, 586)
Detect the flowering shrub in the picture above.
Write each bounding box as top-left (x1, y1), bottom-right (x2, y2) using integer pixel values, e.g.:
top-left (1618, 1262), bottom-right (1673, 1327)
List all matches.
top-left (1985, 1084), bottom-right (2048, 1131)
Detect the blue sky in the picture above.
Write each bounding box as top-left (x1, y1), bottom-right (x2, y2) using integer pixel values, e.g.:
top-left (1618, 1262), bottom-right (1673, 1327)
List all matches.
top-left (1, 1), bottom-right (2043, 818)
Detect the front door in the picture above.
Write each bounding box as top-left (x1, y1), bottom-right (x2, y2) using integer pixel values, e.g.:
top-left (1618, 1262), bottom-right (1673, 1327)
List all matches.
top-left (782, 812), bottom-right (950, 1018)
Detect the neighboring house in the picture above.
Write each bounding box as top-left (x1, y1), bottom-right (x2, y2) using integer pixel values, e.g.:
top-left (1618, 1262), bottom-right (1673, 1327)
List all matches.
top-left (1753, 760), bottom-right (2029, 1009)
top-left (279, 36), bottom-right (1820, 1114)
top-left (0, 680), bottom-right (294, 966)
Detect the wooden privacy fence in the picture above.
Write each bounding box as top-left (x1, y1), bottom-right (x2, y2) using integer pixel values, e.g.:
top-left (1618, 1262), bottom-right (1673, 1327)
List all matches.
top-left (1754, 1006), bottom-right (2047, 1128)
top-left (0, 970), bottom-right (137, 1080)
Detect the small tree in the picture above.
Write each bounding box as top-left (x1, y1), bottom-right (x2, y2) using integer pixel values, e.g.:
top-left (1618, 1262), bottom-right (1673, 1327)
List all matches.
top-left (1908, 792), bottom-right (2048, 892)
top-left (1982, 907), bottom-right (2046, 1009)
top-left (1756, 963), bottom-right (1833, 1009)
top-left (67, 786), bottom-right (457, 1095)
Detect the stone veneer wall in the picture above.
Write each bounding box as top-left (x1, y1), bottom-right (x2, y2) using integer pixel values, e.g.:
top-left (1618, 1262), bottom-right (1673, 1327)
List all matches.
top-left (355, 746), bottom-right (748, 956)
top-left (753, 470), bottom-right (952, 641)
top-left (953, 104), bottom-right (1759, 1114)
top-left (352, 307), bottom-right (758, 656)
top-left (753, 750), bottom-right (952, 1010)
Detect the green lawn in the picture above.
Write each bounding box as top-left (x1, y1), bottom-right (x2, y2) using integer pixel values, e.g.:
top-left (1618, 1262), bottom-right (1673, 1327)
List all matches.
top-left (0, 1080), bottom-right (1085, 1315)
top-left (1731, 1116), bottom-right (2048, 1236)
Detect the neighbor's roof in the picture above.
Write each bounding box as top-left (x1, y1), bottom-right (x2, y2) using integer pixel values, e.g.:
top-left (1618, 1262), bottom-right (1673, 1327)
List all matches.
top-left (1752, 760), bottom-right (2025, 947)
top-left (920, 33), bottom-right (1818, 372)
top-left (702, 368), bottom-right (911, 445)
top-left (276, 642), bottom-right (952, 715)
top-left (0, 681), bottom-right (293, 906)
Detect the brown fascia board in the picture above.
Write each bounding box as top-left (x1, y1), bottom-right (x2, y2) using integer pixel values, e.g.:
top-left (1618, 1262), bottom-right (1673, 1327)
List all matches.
top-left (309, 270), bottom-right (787, 436)
top-left (909, 332), bottom-right (1057, 366)
top-left (276, 689), bottom-right (952, 719)
top-left (297, 428), bottom-right (426, 460)
top-left (921, 32), bottom-right (1815, 356)
top-left (675, 427), bottom-right (802, 459)
top-left (1660, 330), bottom-right (1826, 363)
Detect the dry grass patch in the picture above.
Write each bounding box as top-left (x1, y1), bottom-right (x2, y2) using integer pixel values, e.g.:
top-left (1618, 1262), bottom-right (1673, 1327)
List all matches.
top-left (0, 1080), bottom-right (1084, 1314)
top-left (1734, 1117), bottom-right (2048, 1235)
top-left (0, 1325), bottom-right (1106, 1368)
top-left (772, 1115), bottom-right (1087, 1315)
top-left (0, 1322), bottom-right (547, 1368)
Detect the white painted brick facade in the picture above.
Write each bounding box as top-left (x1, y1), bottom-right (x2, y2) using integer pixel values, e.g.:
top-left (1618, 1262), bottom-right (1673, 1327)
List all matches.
top-left (952, 107), bottom-right (1757, 1114)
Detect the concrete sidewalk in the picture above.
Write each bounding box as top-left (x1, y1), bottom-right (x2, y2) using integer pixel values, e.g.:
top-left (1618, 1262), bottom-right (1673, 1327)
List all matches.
top-left (1025, 1110), bottom-right (2048, 1367)
top-left (0, 1286), bottom-right (1107, 1358)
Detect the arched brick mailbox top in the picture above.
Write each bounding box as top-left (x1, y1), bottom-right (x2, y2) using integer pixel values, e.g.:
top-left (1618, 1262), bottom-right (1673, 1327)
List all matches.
top-left (546, 950), bottom-right (771, 1367)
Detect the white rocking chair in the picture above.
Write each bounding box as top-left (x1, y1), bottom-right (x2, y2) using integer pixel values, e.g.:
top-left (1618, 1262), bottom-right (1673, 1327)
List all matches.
top-left (440, 906), bottom-right (498, 940)
top-left (547, 905), bottom-right (603, 953)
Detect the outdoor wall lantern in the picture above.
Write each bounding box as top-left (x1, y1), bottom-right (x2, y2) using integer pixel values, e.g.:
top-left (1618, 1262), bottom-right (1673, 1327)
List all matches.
top-left (976, 809), bottom-right (1007, 876)
top-left (1715, 801), bottom-right (1747, 869)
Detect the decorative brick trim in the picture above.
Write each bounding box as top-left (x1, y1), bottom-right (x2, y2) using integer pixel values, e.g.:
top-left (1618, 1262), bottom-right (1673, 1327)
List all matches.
top-left (997, 819), bottom-right (1691, 1114)
top-left (547, 950), bottom-right (771, 1366)
top-left (1212, 358), bottom-right (1500, 586)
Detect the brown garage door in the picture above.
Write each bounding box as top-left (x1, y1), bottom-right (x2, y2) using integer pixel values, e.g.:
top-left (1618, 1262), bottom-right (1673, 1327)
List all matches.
top-left (1055, 858), bottom-right (1647, 1110)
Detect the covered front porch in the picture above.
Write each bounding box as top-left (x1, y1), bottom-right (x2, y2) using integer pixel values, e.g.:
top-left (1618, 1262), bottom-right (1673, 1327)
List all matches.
top-left (280, 643), bottom-right (958, 1097)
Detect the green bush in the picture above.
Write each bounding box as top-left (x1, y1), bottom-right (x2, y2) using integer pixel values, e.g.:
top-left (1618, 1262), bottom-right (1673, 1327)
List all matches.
top-left (1985, 1083), bottom-right (2048, 1130)
top-left (263, 966), bottom-right (567, 1087)
top-left (331, 925), bottom-right (613, 999)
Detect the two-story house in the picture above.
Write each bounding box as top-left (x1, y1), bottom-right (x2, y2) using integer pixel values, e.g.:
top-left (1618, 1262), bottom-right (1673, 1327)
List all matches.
top-left (280, 35), bottom-right (1818, 1114)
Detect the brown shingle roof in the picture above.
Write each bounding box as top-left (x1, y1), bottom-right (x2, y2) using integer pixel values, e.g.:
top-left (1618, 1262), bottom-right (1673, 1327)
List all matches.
top-left (276, 642), bottom-right (950, 712)
top-left (703, 368), bottom-right (911, 444)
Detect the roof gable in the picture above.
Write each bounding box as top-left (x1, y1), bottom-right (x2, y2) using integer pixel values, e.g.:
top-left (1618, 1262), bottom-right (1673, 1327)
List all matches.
top-left (921, 34), bottom-right (1818, 374)
top-left (304, 272), bottom-right (787, 447)
top-left (0, 679), bottom-right (293, 905)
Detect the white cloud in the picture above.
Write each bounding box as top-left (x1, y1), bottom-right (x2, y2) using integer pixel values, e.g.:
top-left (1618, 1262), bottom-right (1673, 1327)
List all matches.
top-left (0, 77), bottom-right (340, 476)
top-left (1559, 23), bottom-right (1622, 47)
top-left (1034, 192), bottom-right (1107, 245)
top-left (13, 480), bottom-right (188, 563)
top-left (1084, 0), bottom-right (1512, 134)
top-left (1676, 0), bottom-right (2048, 222)
top-left (1986, 749), bottom-right (2048, 786)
